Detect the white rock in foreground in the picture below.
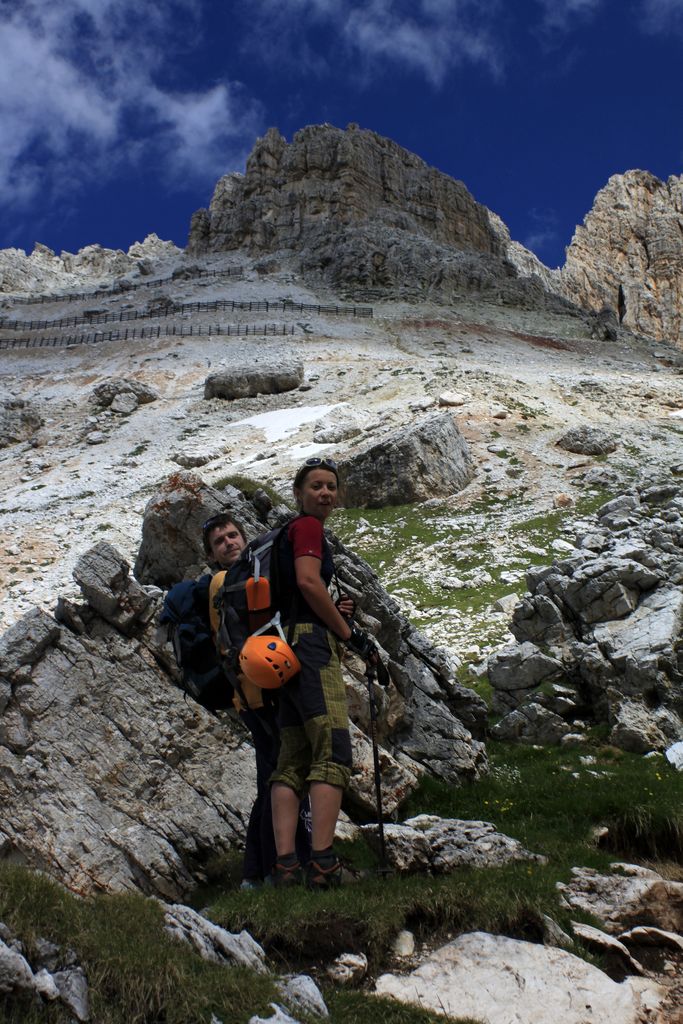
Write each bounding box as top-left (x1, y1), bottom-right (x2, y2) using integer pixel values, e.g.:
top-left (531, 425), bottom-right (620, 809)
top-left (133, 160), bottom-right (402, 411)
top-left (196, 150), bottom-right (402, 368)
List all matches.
top-left (163, 904), bottom-right (266, 972)
top-left (374, 932), bottom-right (664, 1024)
top-left (360, 814), bottom-right (545, 873)
top-left (557, 865), bottom-right (683, 933)
top-left (665, 740), bottom-right (683, 770)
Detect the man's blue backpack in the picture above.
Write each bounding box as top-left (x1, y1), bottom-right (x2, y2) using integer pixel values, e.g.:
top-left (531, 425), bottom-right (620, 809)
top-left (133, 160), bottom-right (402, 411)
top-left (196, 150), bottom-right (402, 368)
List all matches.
top-left (159, 575), bottom-right (234, 711)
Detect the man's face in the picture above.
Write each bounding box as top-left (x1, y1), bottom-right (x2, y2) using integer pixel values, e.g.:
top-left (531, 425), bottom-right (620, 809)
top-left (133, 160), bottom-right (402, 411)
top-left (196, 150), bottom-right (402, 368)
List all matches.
top-left (207, 522), bottom-right (246, 568)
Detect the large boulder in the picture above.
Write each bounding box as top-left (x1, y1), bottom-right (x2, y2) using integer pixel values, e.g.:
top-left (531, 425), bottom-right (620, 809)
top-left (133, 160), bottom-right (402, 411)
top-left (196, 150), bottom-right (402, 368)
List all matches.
top-left (556, 425), bottom-right (617, 456)
top-left (557, 864), bottom-right (683, 934)
top-left (203, 362), bottom-right (304, 400)
top-left (374, 931), bottom-right (661, 1024)
top-left (360, 814), bottom-right (545, 874)
top-left (0, 398), bottom-right (44, 448)
top-left (0, 608), bottom-right (257, 899)
top-left (339, 413), bottom-right (474, 508)
top-left (92, 378), bottom-right (159, 408)
top-left (73, 542), bottom-right (156, 634)
top-left (133, 471), bottom-right (266, 587)
top-left (490, 703), bottom-right (574, 745)
top-left (487, 641), bottom-right (563, 712)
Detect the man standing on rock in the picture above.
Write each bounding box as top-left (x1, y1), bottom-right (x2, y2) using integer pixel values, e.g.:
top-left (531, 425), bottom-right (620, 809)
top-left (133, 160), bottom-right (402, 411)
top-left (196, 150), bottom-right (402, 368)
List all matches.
top-left (201, 513), bottom-right (310, 889)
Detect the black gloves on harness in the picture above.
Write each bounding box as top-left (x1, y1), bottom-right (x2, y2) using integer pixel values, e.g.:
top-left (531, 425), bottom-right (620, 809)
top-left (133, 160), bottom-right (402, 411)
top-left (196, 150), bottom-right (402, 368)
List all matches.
top-left (345, 626), bottom-right (391, 687)
top-left (346, 624), bottom-right (376, 661)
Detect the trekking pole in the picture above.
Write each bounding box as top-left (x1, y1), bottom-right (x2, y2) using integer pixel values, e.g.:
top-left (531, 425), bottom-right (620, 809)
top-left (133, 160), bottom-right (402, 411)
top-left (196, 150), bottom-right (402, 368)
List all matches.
top-left (365, 659), bottom-right (389, 876)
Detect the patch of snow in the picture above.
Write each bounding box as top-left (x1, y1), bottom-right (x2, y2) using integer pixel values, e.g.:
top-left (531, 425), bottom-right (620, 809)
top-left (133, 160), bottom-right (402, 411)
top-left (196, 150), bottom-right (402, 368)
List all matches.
top-left (232, 404), bottom-right (340, 442)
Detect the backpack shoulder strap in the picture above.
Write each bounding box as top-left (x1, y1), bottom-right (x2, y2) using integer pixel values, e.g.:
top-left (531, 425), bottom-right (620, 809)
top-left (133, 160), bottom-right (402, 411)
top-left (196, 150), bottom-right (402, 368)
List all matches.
top-left (208, 570), bottom-right (228, 638)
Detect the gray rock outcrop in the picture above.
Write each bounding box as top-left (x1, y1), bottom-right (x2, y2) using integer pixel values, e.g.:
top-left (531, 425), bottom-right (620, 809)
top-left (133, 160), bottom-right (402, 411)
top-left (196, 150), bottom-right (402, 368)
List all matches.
top-left (0, 398), bottom-right (44, 448)
top-left (557, 864), bottom-right (683, 934)
top-left (556, 425), bottom-right (618, 456)
top-left (72, 542), bottom-right (156, 633)
top-left (360, 814), bottom-right (545, 874)
top-left (0, 930), bottom-right (90, 1021)
top-left (204, 362), bottom-right (304, 400)
top-left (163, 904), bottom-right (267, 971)
top-left (189, 125), bottom-right (501, 259)
top-left (339, 412), bottom-right (474, 508)
top-left (0, 605), bottom-right (258, 899)
top-left (561, 170), bottom-right (683, 344)
top-left (488, 478), bottom-right (683, 750)
top-left (133, 471), bottom-right (266, 588)
top-left (0, 235), bottom-right (181, 296)
top-left (92, 378), bottom-right (159, 409)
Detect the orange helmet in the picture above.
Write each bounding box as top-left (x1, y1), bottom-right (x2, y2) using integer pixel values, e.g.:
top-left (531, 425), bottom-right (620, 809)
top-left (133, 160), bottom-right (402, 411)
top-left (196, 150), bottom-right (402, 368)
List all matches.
top-left (239, 635), bottom-right (301, 689)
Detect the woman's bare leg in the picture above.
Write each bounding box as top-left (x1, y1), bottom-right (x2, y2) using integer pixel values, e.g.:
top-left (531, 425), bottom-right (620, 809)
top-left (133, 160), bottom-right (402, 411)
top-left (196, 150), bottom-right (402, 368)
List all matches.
top-left (309, 781), bottom-right (343, 851)
top-left (271, 782), bottom-right (301, 856)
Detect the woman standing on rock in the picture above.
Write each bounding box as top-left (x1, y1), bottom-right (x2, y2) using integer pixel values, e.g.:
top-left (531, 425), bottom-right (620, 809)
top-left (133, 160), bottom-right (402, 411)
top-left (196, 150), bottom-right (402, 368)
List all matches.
top-left (270, 457), bottom-right (376, 890)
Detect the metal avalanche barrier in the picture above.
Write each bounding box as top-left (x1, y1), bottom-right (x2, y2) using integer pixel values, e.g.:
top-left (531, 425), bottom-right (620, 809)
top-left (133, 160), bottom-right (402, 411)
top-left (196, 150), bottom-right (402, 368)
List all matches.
top-left (0, 322), bottom-right (297, 351)
top-left (0, 298), bottom-right (374, 332)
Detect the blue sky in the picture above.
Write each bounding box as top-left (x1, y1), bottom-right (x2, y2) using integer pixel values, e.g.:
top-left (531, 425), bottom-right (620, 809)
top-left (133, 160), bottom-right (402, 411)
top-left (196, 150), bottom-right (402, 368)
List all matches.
top-left (1, 0), bottom-right (681, 269)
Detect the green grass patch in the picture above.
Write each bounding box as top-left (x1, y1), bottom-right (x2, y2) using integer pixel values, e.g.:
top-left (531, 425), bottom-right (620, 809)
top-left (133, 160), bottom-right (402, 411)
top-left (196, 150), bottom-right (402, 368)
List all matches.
top-left (0, 865), bottom-right (276, 1024)
top-left (206, 864), bottom-right (562, 970)
top-left (326, 991), bottom-right (481, 1024)
top-left (203, 739), bottom-right (683, 976)
top-left (403, 741), bottom-right (683, 865)
top-left (213, 473), bottom-right (288, 509)
top-left (333, 489), bottom-right (612, 654)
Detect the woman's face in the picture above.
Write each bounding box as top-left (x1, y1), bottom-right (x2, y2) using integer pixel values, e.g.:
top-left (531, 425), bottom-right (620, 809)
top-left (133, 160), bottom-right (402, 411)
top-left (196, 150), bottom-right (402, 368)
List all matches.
top-left (294, 469), bottom-right (339, 521)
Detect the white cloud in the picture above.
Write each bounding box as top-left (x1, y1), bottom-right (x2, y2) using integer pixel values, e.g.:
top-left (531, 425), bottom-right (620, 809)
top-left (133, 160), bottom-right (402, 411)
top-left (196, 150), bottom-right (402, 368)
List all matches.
top-left (638, 0), bottom-right (683, 32)
top-left (0, 0), bottom-right (261, 211)
top-left (243, 0), bottom-right (502, 86)
top-left (534, 0), bottom-right (604, 34)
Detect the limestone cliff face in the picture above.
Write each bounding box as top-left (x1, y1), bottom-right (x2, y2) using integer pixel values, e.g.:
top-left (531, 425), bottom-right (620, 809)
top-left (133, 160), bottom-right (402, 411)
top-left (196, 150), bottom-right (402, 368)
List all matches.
top-left (561, 171), bottom-right (683, 342)
top-left (188, 124), bottom-right (502, 258)
top-left (186, 124), bottom-right (563, 304)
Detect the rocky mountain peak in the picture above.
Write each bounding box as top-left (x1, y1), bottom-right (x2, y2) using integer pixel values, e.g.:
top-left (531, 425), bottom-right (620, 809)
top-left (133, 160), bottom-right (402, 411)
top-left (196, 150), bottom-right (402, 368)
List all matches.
top-left (188, 122), bottom-right (502, 260)
top-left (561, 169), bottom-right (683, 342)
top-left (0, 233), bottom-right (182, 295)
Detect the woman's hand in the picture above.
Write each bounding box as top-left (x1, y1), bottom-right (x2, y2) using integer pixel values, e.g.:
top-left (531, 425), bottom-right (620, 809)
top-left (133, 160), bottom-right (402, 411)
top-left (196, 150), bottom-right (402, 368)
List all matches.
top-left (335, 594), bottom-right (356, 619)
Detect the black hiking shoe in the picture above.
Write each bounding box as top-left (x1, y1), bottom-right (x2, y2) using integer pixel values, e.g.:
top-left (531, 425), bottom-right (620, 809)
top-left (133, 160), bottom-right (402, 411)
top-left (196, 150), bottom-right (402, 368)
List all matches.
top-left (305, 853), bottom-right (343, 891)
top-left (272, 856), bottom-right (303, 887)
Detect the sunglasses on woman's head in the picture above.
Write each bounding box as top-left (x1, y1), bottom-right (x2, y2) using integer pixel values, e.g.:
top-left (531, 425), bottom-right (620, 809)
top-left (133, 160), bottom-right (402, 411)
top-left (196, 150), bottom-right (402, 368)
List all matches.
top-left (302, 457), bottom-right (338, 471)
